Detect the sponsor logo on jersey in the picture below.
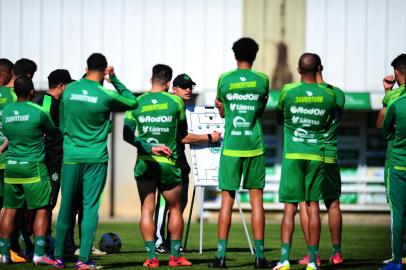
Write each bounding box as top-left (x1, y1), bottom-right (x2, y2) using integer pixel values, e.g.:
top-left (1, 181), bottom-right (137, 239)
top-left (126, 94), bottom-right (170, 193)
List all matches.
top-left (226, 93), bottom-right (259, 101)
top-left (231, 130), bottom-right (242, 136)
top-left (229, 103), bottom-right (255, 112)
top-left (151, 99), bottom-right (158, 104)
top-left (146, 137), bottom-right (159, 144)
top-left (245, 130), bottom-right (253, 135)
top-left (290, 106), bottom-right (325, 116)
top-left (294, 96), bottom-right (324, 103)
top-left (240, 77), bottom-right (247, 82)
top-left (229, 81), bottom-right (257, 90)
top-left (141, 102), bottom-right (169, 112)
top-left (70, 90), bottom-right (98, 104)
top-left (292, 116), bottom-right (320, 125)
top-left (232, 116), bottom-right (250, 128)
top-left (142, 125), bottom-right (170, 134)
top-left (5, 111), bottom-right (29, 123)
top-left (138, 115), bottom-right (173, 123)
top-left (293, 128), bottom-right (315, 139)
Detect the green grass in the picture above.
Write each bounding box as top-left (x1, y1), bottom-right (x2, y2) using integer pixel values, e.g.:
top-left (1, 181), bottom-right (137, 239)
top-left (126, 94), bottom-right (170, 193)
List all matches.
top-left (7, 222), bottom-right (390, 269)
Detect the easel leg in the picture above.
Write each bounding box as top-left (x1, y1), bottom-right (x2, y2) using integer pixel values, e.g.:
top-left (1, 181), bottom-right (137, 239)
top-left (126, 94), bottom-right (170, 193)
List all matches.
top-left (199, 186), bottom-right (205, 254)
top-left (183, 187), bottom-right (196, 250)
top-left (236, 192), bottom-right (254, 255)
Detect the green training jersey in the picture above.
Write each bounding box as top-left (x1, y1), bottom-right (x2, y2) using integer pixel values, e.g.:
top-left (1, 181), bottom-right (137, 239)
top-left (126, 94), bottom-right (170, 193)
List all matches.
top-left (0, 86), bottom-right (17, 168)
top-left (2, 101), bottom-right (56, 162)
top-left (60, 75), bottom-right (138, 163)
top-left (277, 81), bottom-right (336, 161)
top-left (216, 68), bottom-right (269, 157)
top-left (124, 91), bottom-right (186, 165)
top-left (382, 85), bottom-right (406, 164)
top-left (323, 83), bottom-right (345, 162)
top-left (381, 94), bottom-right (406, 169)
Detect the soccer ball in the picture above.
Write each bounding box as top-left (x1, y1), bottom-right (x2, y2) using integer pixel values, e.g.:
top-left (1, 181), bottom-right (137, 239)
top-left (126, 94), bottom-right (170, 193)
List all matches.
top-left (99, 232), bottom-right (122, 253)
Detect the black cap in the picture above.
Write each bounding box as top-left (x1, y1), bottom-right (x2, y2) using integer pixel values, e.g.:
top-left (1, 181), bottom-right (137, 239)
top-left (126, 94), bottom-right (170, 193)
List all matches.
top-left (48, 69), bottom-right (74, 85)
top-left (173, 73), bottom-right (196, 88)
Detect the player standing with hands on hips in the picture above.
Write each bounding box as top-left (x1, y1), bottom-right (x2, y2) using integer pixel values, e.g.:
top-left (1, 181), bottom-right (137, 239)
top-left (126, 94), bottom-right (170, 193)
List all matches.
top-left (210, 37), bottom-right (271, 269)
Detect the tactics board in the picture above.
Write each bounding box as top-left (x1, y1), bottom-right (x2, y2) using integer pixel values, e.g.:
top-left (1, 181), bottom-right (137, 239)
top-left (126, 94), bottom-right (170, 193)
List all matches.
top-left (186, 106), bottom-right (224, 187)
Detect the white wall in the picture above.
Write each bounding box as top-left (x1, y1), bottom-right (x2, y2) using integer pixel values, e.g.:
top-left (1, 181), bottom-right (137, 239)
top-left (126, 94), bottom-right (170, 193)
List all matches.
top-left (305, 0), bottom-right (406, 92)
top-left (0, 0), bottom-right (243, 93)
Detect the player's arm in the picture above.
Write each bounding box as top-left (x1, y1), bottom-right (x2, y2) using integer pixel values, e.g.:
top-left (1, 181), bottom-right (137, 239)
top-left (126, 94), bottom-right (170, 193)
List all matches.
top-left (381, 102), bottom-right (396, 140)
top-left (257, 78), bottom-right (270, 118)
top-left (377, 75), bottom-right (396, 128)
top-left (41, 109), bottom-right (58, 136)
top-left (0, 139), bottom-right (9, 154)
top-left (376, 107), bottom-right (387, 129)
top-left (215, 77), bottom-right (225, 118)
top-left (276, 86), bottom-right (286, 125)
top-left (104, 67), bottom-right (138, 112)
top-left (181, 131), bottom-right (222, 144)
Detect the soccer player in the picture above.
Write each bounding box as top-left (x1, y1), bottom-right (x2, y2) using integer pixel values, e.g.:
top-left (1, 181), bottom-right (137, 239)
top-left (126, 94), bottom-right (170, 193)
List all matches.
top-left (273, 53), bottom-right (337, 270)
top-left (209, 37), bottom-right (270, 269)
top-left (54, 53), bottom-right (140, 269)
top-left (298, 54), bottom-right (345, 266)
top-left (123, 64), bottom-right (192, 268)
top-left (0, 76), bottom-right (56, 265)
top-left (154, 73), bottom-right (221, 253)
top-left (37, 69), bottom-right (78, 255)
top-left (0, 58), bottom-right (37, 263)
top-left (379, 53), bottom-right (406, 270)
top-left (0, 58), bottom-right (14, 86)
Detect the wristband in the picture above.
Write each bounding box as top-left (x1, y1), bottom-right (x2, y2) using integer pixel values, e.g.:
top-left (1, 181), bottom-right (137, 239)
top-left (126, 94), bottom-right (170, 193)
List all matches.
top-left (208, 134), bottom-right (213, 143)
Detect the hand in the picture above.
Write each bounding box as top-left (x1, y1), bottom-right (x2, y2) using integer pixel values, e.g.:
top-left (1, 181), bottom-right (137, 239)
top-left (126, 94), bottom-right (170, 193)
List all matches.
top-left (104, 66), bottom-right (115, 82)
top-left (383, 75), bottom-right (396, 92)
top-left (215, 99), bottom-right (225, 117)
top-left (151, 146), bottom-right (172, 157)
top-left (210, 131), bottom-right (222, 143)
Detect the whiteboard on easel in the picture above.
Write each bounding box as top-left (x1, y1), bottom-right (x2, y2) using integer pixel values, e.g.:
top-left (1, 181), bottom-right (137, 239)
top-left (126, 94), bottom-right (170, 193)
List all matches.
top-left (186, 106), bottom-right (224, 187)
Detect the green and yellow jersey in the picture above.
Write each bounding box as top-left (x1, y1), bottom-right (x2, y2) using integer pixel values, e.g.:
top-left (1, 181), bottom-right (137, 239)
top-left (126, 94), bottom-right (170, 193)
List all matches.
top-left (216, 68), bottom-right (269, 157)
top-left (0, 86), bottom-right (17, 169)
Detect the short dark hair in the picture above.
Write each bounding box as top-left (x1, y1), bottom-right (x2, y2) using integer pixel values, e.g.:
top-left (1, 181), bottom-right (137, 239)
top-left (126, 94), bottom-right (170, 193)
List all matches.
top-left (391, 54), bottom-right (406, 75)
top-left (298, 53), bottom-right (318, 75)
top-left (87, 53), bottom-right (108, 72)
top-left (13, 58), bottom-right (37, 77)
top-left (0, 58), bottom-right (14, 73)
top-left (313, 53), bottom-right (323, 72)
top-left (232, 37), bottom-right (259, 64)
top-left (14, 76), bottom-right (34, 98)
top-left (151, 64), bottom-right (172, 85)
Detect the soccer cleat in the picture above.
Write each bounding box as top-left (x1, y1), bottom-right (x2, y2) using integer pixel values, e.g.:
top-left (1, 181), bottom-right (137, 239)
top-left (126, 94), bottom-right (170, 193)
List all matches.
top-left (33, 254), bottom-right (56, 266)
top-left (254, 257), bottom-right (273, 269)
top-left (143, 257), bottom-right (159, 268)
top-left (299, 254), bottom-right (321, 266)
top-left (168, 256), bottom-right (192, 267)
top-left (75, 260), bottom-right (102, 269)
top-left (55, 258), bottom-right (66, 269)
top-left (306, 262), bottom-right (319, 270)
top-left (330, 252), bottom-right (343, 264)
top-left (383, 257), bottom-right (406, 264)
top-left (272, 260), bottom-right (290, 270)
top-left (0, 255), bottom-right (11, 264)
top-left (10, 250), bottom-right (27, 263)
top-left (208, 257), bottom-right (227, 268)
top-left (155, 244), bottom-right (169, 254)
top-left (379, 261), bottom-right (403, 270)
top-left (74, 246), bottom-right (107, 257)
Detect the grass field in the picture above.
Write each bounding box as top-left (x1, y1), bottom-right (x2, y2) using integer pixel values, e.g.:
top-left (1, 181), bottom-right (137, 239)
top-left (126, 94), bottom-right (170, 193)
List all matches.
top-left (5, 222), bottom-right (390, 270)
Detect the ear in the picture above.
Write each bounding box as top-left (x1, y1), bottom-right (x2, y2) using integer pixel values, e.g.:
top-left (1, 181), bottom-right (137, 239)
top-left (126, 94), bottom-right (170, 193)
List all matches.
top-left (297, 67), bottom-right (301, 74)
top-left (172, 86), bottom-right (177, 94)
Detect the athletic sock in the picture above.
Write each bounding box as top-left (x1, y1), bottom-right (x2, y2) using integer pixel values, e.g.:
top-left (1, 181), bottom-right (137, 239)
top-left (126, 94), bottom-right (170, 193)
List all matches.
top-left (34, 236), bottom-right (46, 256)
top-left (145, 241), bottom-right (156, 259)
top-left (332, 244), bottom-right (342, 255)
top-left (280, 242), bottom-right (291, 262)
top-left (0, 238), bottom-right (10, 257)
top-left (254, 239), bottom-right (265, 259)
top-left (217, 239), bottom-right (228, 258)
top-left (170, 239), bottom-right (181, 258)
top-left (309, 245), bottom-right (318, 264)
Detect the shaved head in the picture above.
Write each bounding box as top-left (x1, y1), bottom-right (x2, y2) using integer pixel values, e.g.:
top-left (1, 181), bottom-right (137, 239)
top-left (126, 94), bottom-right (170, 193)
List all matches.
top-left (298, 53), bottom-right (318, 75)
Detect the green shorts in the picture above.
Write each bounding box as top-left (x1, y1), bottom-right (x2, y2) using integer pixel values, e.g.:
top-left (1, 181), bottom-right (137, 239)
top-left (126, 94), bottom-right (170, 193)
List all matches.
top-left (135, 160), bottom-right (181, 191)
top-left (0, 169), bottom-right (4, 198)
top-left (279, 158), bottom-right (324, 203)
top-left (321, 162), bottom-right (341, 200)
top-left (4, 162), bottom-right (50, 209)
top-left (218, 154), bottom-right (265, 191)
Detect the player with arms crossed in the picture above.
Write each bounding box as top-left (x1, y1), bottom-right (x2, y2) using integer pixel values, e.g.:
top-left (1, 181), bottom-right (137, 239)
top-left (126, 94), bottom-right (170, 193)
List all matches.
top-left (54, 53), bottom-right (139, 269)
top-left (379, 53), bottom-right (406, 270)
top-left (273, 53), bottom-right (336, 270)
top-left (123, 64), bottom-right (192, 268)
top-left (0, 76), bottom-right (56, 265)
top-left (298, 54), bottom-right (345, 266)
top-left (210, 37), bottom-right (270, 269)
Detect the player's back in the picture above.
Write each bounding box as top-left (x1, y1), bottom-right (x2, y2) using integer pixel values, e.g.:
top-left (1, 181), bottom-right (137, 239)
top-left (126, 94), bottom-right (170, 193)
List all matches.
top-left (217, 69), bottom-right (269, 156)
top-left (385, 95), bottom-right (406, 167)
top-left (131, 91), bottom-right (185, 161)
top-left (279, 82), bottom-right (336, 158)
top-left (2, 101), bottom-right (55, 162)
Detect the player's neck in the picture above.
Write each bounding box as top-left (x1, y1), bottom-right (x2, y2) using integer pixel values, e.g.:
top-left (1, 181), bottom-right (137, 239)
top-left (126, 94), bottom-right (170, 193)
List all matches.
top-left (17, 97), bottom-right (29, 102)
top-left (47, 88), bottom-right (62, 100)
top-left (301, 75), bottom-right (317, 84)
top-left (6, 76), bottom-right (16, 87)
top-left (86, 72), bottom-right (103, 83)
top-left (316, 73), bottom-right (324, 84)
top-left (237, 61), bottom-right (252, 70)
top-left (150, 84), bottom-right (168, 93)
